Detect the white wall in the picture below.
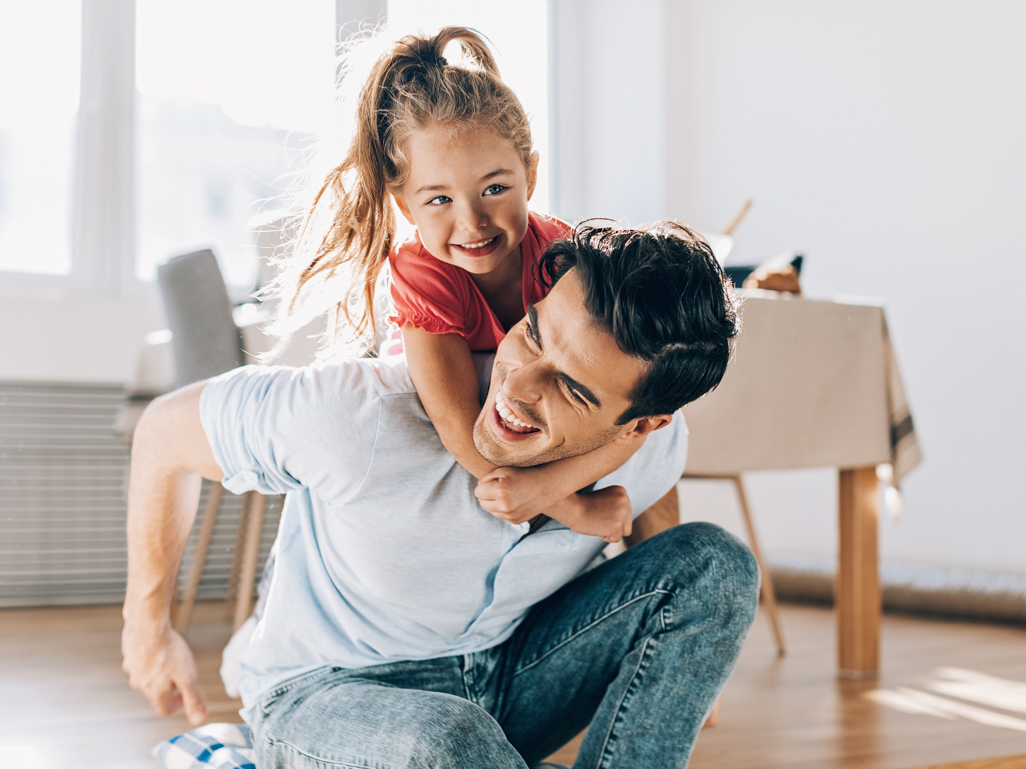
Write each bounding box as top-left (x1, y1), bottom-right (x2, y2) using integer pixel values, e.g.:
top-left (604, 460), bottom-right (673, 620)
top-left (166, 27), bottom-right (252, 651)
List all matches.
top-left (0, 297), bottom-right (165, 383)
top-left (556, 0), bottom-right (1026, 574)
top-left (553, 0), bottom-right (670, 225)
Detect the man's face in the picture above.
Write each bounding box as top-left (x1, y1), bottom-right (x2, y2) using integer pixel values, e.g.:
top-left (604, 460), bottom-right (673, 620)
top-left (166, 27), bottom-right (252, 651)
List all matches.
top-left (473, 269), bottom-right (667, 467)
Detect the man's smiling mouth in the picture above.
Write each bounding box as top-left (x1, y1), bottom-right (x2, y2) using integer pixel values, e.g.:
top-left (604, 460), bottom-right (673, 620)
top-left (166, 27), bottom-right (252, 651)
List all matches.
top-left (494, 390), bottom-right (540, 435)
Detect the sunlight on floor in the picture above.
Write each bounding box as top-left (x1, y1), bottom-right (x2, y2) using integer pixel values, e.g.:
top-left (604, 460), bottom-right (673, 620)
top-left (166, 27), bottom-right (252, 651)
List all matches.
top-left (868, 668), bottom-right (1026, 732)
top-left (930, 667), bottom-right (1026, 714)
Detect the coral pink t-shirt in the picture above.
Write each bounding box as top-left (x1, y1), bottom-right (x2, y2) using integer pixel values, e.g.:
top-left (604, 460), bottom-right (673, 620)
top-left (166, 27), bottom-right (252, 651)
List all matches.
top-left (389, 212), bottom-right (572, 351)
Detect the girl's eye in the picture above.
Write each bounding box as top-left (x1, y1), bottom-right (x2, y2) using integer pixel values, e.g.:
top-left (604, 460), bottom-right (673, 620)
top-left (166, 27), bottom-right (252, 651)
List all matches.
top-left (427, 195), bottom-right (452, 205)
top-left (483, 184), bottom-right (507, 196)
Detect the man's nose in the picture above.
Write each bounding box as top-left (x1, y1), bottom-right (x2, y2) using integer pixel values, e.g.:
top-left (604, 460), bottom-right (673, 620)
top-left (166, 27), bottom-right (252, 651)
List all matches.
top-left (456, 199), bottom-right (489, 233)
top-left (503, 357), bottom-right (542, 405)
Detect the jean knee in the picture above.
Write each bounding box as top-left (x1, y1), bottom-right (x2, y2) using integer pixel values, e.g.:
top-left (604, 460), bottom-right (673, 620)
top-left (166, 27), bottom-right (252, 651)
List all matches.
top-left (699, 522), bottom-right (760, 619)
top-left (407, 696), bottom-right (524, 769)
top-left (664, 522), bottom-right (760, 621)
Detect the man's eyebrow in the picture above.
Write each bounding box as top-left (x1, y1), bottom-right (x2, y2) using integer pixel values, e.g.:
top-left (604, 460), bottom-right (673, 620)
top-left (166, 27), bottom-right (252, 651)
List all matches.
top-left (527, 304), bottom-right (602, 408)
top-left (526, 305), bottom-right (541, 343)
top-left (560, 373), bottom-right (601, 408)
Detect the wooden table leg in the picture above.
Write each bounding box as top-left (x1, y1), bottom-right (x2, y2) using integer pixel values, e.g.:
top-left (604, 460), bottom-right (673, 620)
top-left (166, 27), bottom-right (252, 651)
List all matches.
top-left (233, 492), bottom-right (267, 632)
top-left (837, 466), bottom-right (880, 679)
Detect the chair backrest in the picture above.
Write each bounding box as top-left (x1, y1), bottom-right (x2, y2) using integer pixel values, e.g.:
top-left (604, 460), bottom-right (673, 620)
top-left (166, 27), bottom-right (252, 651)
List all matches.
top-left (157, 249), bottom-right (243, 389)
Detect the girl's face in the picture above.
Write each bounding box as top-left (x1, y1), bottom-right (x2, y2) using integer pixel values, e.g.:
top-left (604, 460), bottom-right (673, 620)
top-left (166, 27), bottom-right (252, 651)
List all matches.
top-left (393, 123), bottom-right (538, 277)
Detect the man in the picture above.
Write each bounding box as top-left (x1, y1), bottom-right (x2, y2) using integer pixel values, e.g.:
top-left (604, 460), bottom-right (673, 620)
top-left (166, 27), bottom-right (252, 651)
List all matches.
top-left (123, 222), bottom-right (758, 768)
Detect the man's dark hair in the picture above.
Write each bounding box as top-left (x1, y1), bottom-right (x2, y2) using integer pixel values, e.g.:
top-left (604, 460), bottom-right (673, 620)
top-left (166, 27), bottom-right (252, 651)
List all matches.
top-left (539, 220), bottom-right (741, 425)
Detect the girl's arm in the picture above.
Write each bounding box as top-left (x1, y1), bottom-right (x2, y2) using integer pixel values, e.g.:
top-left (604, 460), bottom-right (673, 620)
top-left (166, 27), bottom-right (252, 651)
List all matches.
top-left (402, 326), bottom-right (497, 480)
top-left (477, 439), bottom-right (646, 542)
top-left (403, 326), bottom-right (642, 542)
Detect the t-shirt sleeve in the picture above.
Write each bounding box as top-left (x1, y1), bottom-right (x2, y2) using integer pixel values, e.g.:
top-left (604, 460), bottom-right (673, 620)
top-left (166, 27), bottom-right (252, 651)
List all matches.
top-left (596, 412), bottom-right (689, 519)
top-left (389, 246), bottom-right (471, 338)
top-left (199, 364), bottom-right (378, 501)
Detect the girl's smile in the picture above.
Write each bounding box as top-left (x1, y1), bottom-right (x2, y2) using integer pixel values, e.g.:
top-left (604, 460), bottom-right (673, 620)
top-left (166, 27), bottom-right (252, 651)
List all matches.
top-left (451, 234), bottom-right (501, 257)
top-left (392, 122), bottom-right (538, 280)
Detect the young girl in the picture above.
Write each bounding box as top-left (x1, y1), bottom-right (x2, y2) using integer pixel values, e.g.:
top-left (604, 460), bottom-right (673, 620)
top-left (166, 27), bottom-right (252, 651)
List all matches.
top-left (276, 27), bottom-right (644, 542)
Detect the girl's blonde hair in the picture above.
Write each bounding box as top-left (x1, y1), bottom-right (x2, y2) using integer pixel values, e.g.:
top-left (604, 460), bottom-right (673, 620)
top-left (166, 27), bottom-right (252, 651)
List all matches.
top-left (272, 26), bottom-right (536, 355)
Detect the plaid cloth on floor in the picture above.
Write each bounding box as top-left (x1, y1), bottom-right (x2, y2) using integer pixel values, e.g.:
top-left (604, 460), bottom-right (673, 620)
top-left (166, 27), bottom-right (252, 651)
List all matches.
top-left (151, 723), bottom-right (256, 769)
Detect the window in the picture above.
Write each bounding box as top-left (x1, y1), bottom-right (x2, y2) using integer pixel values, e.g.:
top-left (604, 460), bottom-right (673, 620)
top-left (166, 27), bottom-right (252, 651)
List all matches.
top-left (135, 0), bottom-right (337, 291)
top-left (0, 2), bottom-right (81, 276)
top-left (0, 2), bottom-right (552, 297)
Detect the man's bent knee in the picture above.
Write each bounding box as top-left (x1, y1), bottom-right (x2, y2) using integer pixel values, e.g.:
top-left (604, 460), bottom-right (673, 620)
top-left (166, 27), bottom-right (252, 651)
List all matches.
top-left (256, 683), bottom-right (526, 769)
top-left (400, 696), bottom-right (526, 769)
top-left (645, 522), bottom-right (761, 626)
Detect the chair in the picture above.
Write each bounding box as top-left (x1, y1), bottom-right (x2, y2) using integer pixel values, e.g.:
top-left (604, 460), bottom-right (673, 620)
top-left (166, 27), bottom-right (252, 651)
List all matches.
top-left (157, 249), bottom-right (243, 389)
top-left (157, 249), bottom-right (269, 633)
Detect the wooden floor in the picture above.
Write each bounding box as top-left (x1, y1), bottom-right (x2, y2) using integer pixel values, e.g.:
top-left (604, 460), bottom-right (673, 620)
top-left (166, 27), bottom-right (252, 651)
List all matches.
top-left (1, 602), bottom-right (1025, 769)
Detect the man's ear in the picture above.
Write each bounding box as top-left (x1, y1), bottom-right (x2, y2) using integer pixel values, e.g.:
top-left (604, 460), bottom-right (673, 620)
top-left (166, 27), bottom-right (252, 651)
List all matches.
top-left (392, 191), bottom-right (416, 225)
top-left (526, 152), bottom-right (539, 201)
top-left (613, 413), bottom-right (673, 445)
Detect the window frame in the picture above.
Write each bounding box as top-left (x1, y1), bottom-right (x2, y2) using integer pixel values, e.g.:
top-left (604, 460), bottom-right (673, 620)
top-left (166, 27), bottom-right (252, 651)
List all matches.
top-left (0, 0), bottom-right (142, 299)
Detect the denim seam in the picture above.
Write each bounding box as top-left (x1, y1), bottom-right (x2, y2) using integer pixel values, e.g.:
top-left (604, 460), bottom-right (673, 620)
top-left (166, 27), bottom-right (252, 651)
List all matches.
top-left (259, 665), bottom-right (339, 716)
top-left (595, 636), bottom-right (650, 769)
top-left (512, 590), bottom-right (671, 677)
top-left (267, 737), bottom-right (374, 769)
top-left (460, 654), bottom-right (473, 703)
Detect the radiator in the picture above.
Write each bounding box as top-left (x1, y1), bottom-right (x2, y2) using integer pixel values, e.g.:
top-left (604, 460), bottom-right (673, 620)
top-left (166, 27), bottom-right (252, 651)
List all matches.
top-left (0, 381), bottom-right (279, 607)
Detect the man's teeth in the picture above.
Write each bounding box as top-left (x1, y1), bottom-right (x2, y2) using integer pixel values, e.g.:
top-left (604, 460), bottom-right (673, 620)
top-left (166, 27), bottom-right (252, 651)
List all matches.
top-left (495, 391), bottom-right (531, 428)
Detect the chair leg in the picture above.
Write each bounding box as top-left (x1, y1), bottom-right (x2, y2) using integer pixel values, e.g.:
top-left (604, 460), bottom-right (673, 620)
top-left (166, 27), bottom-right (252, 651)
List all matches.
top-left (233, 492), bottom-right (267, 632)
top-left (732, 475), bottom-right (787, 657)
top-left (174, 482), bottom-right (223, 635)
top-left (225, 490), bottom-right (252, 616)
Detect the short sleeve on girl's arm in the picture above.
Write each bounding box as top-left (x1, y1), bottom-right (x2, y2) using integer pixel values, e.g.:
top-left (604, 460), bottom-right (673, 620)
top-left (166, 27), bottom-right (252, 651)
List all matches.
top-left (389, 247), bottom-right (471, 338)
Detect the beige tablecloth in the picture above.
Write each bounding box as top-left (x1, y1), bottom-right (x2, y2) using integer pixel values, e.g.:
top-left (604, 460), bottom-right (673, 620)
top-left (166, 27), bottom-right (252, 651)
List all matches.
top-left (682, 292), bottom-right (921, 483)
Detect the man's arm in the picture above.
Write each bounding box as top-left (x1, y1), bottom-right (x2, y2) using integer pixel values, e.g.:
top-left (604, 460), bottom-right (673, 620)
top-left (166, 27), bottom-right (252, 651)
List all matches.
top-left (121, 381), bottom-right (223, 726)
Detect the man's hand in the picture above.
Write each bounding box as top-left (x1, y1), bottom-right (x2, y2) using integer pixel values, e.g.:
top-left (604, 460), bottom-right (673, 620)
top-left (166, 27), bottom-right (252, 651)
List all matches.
top-left (122, 619), bottom-right (208, 725)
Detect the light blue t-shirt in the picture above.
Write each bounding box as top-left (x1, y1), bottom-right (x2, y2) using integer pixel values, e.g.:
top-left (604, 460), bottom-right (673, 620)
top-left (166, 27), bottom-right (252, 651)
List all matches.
top-left (199, 355), bottom-right (688, 720)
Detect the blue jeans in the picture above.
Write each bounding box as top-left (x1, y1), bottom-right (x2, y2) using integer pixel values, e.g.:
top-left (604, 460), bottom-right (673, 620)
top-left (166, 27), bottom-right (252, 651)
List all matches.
top-left (252, 522), bottom-right (759, 768)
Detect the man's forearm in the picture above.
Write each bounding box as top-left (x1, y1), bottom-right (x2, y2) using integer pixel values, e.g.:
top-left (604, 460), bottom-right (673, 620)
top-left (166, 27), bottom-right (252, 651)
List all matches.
top-left (123, 382), bottom-right (222, 627)
top-left (123, 466), bottom-right (202, 625)
top-left (121, 382), bottom-right (224, 723)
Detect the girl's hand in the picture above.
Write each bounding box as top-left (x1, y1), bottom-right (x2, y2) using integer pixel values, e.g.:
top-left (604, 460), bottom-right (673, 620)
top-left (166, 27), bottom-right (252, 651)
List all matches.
top-left (475, 466), bottom-right (557, 525)
top-left (476, 468), bottom-right (633, 543)
top-left (551, 485), bottom-right (633, 543)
